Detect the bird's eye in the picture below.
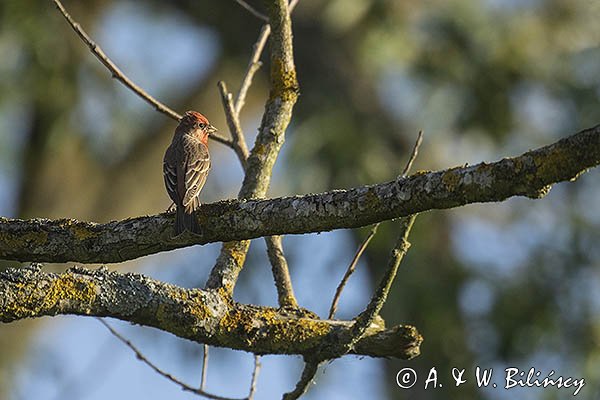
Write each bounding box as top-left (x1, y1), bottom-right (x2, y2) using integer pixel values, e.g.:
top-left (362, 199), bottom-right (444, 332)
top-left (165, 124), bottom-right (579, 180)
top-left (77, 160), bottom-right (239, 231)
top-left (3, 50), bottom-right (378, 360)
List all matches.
top-left (196, 122), bottom-right (206, 129)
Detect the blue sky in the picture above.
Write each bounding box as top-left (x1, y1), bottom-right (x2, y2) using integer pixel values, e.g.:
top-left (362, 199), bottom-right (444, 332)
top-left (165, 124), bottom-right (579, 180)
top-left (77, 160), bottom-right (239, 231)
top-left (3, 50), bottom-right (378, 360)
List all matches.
top-left (3, 1), bottom-right (600, 399)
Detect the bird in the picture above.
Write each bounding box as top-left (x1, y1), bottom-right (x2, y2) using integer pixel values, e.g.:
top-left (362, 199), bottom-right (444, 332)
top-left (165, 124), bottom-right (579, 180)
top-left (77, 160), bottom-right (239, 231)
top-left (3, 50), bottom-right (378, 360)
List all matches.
top-left (163, 111), bottom-right (216, 235)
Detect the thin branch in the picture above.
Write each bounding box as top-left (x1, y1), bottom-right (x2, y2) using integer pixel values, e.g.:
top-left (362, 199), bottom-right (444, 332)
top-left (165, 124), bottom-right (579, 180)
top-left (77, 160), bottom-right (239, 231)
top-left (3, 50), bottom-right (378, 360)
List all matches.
top-left (201, 344), bottom-right (209, 391)
top-left (349, 215), bottom-right (417, 347)
top-left (266, 235), bottom-right (298, 308)
top-left (345, 132), bottom-right (424, 345)
top-left (328, 224), bottom-right (378, 319)
top-left (282, 361), bottom-right (320, 400)
top-left (208, 131), bottom-right (236, 148)
top-left (235, 59), bottom-right (263, 115)
top-left (234, 0), bottom-right (301, 115)
top-left (248, 355), bottom-right (262, 400)
top-left (51, 0), bottom-right (233, 148)
top-left (97, 318), bottom-right (241, 400)
top-left (218, 81), bottom-right (250, 167)
top-left (401, 130), bottom-right (424, 178)
top-left (234, 0), bottom-right (269, 22)
top-left (52, 0), bottom-right (180, 120)
top-left (329, 131), bottom-right (424, 319)
top-left (235, 26), bottom-right (269, 114)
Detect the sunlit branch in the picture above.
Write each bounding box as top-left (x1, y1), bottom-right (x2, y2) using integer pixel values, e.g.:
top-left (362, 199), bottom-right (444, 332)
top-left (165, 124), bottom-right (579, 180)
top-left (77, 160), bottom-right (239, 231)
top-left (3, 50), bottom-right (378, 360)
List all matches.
top-left (0, 124), bottom-right (598, 264)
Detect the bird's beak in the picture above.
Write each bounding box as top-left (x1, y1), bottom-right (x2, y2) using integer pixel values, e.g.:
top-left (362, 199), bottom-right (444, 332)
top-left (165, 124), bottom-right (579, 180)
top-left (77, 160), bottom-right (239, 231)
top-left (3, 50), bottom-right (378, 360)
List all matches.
top-left (207, 125), bottom-right (217, 135)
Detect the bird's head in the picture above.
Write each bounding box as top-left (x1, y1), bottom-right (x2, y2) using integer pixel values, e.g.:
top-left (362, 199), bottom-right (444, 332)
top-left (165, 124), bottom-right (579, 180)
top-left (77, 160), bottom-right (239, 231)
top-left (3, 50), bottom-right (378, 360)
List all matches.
top-left (179, 111), bottom-right (217, 143)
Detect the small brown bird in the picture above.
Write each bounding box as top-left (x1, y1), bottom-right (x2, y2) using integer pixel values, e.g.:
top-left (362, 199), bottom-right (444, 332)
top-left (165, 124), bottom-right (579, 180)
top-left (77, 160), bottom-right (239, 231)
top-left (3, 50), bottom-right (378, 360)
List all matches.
top-left (163, 111), bottom-right (216, 235)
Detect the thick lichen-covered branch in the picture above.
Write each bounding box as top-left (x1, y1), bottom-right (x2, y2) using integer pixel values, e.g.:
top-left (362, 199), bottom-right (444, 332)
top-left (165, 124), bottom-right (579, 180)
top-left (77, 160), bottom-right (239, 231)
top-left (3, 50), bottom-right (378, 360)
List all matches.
top-left (0, 265), bottom-right (421, 360)
top-left (0, 124), bottom-right (598, 264)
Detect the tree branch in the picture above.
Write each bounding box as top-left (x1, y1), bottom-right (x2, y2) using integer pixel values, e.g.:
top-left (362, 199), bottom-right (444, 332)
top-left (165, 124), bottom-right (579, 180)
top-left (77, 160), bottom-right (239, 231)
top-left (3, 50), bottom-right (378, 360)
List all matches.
top-left (0, 265), bottom-right (421, 360)
top-left (265, 235), bottom-right (298, 308)
top-left (218, 81), bottom-right (250, 168)
top-left (1, 124), bottom-right (597, 264)
top-left (234, 0), bottom-right (299, 115)
top-left (329, 224), bottom-right (378, 319)
top-left (206, 0), bottom-right (300, 295)
top-left (329, 130), bottom-right (423, 319)
top-left (98, 319), bottom-right (238, 400)
top-left (219, 52), bottom-right (298, 308)
top-left (51, 0), bottom-right (233, 148)
top-left (248, 355), bottom-right (261, 400)
top-left (282, 361), bottom-right (320, 400)
top-left (297, 134), bottom-right (421, 397)
top-left (51, 0), bottom-right (180, 121)
top-left (234, 0), bottom-right (269, 22)
top-left (350, 215), bottom-right (417, 344)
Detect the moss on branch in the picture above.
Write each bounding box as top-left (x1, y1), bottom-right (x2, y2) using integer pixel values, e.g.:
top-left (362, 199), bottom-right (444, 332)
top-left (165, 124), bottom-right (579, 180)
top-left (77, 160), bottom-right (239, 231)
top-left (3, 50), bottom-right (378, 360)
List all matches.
top-left (0, 124), bottom-right (598, 264)
top-left (0, 266), bottom-right (421, 360)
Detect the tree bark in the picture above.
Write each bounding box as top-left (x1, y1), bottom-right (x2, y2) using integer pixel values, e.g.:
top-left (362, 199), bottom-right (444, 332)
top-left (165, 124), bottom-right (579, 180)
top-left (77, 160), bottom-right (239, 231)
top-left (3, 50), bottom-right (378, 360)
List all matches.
top-left (1, 124), bottom-right (598, 264)
top-left (0, 265), bottom-right (421, 360)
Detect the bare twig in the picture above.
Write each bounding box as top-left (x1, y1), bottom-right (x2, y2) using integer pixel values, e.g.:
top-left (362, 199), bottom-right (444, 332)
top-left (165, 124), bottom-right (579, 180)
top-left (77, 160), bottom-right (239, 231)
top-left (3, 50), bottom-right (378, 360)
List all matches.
top-left (345, 133), bottom-right (424, 345)
top-left (247, 355), bottom-right (262, 400)
top-left (234, 0), bottom-right (301, 114)
top-left (234, 0), bottom-right (269, 22)
top-left (208, 131), bottom-right (236, 148)
top-left (349, 215), bottom-right (417, 347)
top-left (52, 0), bottom-right (179, 120)
top-left (282, 361), bottom-right (320, 400)
top-left (51, 0), bottom-right (233, 148)
top-left (400, 130), bottom-right (424, 178)
top-left (97, 318), bottom-right (242, 400)
top-left (328, 224), bottom-right (379, 319)
top-left (201, 344), bottom-right (209, 391)
top-left (235, 26), bottom-right (269, 114)
top-left (328, 131), bottom-right (425, 320)
top-left (235, 59), bottom-right (264, 115)
top-left (218, 81), bottom-right (250, 167)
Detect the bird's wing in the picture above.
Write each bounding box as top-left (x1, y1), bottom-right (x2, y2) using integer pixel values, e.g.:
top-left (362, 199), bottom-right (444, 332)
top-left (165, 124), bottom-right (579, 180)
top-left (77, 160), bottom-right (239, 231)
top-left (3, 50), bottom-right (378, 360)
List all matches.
top-left (163, 145), bottom-right (179, 205)
top-left (182, 139), bottom-right (211, 212)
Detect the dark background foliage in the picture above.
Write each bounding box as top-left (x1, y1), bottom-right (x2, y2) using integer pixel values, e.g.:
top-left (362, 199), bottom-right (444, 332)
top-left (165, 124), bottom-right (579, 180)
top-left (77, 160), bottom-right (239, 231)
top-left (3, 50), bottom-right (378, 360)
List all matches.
top-left (0, 1), bottom-right (598, 399)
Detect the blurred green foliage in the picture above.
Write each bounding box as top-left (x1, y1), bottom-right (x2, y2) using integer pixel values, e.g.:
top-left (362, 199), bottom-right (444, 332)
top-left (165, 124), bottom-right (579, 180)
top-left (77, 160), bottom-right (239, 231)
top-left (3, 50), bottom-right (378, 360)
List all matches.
top-left (0, 0), bottom-right (599, 399)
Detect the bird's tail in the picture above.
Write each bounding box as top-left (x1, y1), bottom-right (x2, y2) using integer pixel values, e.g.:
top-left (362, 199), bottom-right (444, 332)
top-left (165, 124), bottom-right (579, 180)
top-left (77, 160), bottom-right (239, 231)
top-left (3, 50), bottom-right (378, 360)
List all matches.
top-left (175, 207), bottom-right (201, 235)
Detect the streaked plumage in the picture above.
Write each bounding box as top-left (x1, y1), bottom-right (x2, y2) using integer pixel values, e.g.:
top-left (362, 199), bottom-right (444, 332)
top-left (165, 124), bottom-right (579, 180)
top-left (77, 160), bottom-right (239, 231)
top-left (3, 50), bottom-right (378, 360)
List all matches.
top-left (163, 111), bottom-right (216, 235)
